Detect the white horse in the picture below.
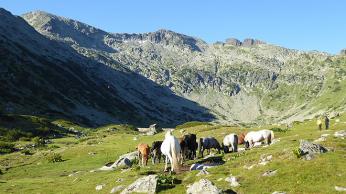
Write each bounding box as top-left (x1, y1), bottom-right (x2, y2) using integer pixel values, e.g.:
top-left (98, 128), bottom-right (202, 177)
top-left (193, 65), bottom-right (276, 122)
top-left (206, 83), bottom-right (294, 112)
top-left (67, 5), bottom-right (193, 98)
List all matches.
top-left (222, 133), bottom-right (238, 153)
top-left (244, 129), bottom-right (274, 149)
top-left (160, 130), bottom-right (181, 172)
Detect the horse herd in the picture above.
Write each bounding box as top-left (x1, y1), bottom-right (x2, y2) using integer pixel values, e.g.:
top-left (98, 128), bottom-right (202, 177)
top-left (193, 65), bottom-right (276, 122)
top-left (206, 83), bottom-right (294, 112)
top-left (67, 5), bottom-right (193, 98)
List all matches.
top-left (137, 129), bottom-right (275, 172)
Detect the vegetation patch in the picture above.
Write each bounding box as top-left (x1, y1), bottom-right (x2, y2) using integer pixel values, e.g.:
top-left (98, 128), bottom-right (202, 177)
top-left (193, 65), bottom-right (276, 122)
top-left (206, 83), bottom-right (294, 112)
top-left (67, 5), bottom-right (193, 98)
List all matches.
top-left (46, 152), bottom-right (63, 163)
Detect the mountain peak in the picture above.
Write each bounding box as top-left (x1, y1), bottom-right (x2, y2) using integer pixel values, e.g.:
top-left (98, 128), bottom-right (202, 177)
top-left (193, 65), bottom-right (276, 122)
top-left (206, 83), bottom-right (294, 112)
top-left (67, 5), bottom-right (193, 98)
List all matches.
top-left (225, 37), bottom-right (265, 46)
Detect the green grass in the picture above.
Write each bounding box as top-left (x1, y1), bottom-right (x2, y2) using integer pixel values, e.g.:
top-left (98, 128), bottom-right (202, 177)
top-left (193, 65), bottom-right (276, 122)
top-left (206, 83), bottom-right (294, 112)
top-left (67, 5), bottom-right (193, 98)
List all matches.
top-left (0, 115), bottom-right (345, 193)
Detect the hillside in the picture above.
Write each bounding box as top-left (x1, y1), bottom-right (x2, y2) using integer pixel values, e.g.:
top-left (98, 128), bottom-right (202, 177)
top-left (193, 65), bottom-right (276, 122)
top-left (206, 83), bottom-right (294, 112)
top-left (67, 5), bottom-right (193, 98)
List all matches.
top-left (0, 8), bottom-right (213, 128)
top-left (21, 10), bottom-right (346, 125)
top-left (0, 112), bottom-right (345, 193)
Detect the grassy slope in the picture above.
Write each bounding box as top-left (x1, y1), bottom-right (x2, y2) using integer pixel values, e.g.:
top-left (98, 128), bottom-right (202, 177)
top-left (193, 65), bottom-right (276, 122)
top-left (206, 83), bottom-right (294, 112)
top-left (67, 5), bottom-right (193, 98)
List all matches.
top-left (0, 116), bottom-right (345, 194)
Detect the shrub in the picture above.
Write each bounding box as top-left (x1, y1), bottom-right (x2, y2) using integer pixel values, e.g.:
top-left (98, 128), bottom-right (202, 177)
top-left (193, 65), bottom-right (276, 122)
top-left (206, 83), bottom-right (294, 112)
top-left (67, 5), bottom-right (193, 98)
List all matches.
top-left (157, 174), bottom-right (176, 185)
top-left (292, 147), bottom-right (302, 158)
top-left (0, 141), bottom-right (15, 154)
top-left (270, 127), bottom-right (288, 133)
top-left (32, 137), bottom-right (45, 147)
top-left (20, 149), bottom-right (33, 155)
top-left (19, 137), bottom-right (31, 141)
top-left (48, 145), bottom-right (60, 149)
top-left (46, 152), bottom-right (63, 163)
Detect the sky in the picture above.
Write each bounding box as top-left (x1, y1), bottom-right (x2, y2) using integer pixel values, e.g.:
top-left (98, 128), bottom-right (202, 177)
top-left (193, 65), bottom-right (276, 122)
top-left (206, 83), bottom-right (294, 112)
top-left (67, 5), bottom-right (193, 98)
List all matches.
top-left (0, 0), bottom-right (345, 54)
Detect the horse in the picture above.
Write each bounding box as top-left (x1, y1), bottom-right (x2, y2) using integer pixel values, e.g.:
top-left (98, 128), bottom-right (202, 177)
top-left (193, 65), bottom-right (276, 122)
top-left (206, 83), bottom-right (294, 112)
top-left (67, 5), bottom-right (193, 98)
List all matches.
top-left (238, 132), bottom-right (247, 144)
top-left (244, 129), bottom-right (274, 149)
top-left (183, 133), bottom-right (198, 160)
top-left (198, 137), bottom-right (221, 158)
top-left (137, 143), bottom-right (150, 166)
top-left (150, 141), bottom-right (163, 164)
top-left (160, 130), bottom-right (181, 172)
top-left (222, 133), bottom-right (238, 153)
top-left (180, 133), bottom-right (198, 161)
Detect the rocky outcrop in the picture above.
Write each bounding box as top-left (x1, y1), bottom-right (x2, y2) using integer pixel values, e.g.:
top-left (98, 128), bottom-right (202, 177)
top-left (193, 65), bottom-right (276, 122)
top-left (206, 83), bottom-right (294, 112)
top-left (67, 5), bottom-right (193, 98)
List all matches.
top-left (121, 175), bottom-right (158, 194)
top-left (186, 179), bottom-right (222, 194)
top-left (299, 140), bottom-right (328, 160)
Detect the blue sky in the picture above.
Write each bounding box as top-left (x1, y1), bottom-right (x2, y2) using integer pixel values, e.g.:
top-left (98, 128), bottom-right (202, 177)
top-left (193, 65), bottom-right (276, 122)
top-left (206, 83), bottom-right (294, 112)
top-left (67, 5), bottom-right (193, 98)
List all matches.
top-left (0, 0), bottom-right (345, 54)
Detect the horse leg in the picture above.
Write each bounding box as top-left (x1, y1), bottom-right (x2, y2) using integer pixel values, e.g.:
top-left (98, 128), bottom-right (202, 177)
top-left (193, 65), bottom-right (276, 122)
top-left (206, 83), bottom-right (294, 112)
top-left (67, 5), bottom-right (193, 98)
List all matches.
top-left (167, 154), bottom-right (174, 172)
top-left (138, 152), bottom-right (141, 166)
top-left (152, 153), bottom-right (156, 164)
top-left (164, 155), bottom-right (168, 172)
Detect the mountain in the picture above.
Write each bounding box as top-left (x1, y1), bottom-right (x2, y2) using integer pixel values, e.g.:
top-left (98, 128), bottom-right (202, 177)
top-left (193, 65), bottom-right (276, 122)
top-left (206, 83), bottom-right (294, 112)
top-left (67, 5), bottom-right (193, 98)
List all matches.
top-left (1, 8), bottom-right (346, 127)
top-left (0, 8), bottom-right (213, 127)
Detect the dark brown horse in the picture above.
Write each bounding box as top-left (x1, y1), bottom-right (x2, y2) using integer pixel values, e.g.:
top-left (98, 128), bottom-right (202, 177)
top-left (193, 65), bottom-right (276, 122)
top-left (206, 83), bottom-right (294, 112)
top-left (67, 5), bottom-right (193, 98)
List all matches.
top-left (150, 141), bottom-right (163, 164)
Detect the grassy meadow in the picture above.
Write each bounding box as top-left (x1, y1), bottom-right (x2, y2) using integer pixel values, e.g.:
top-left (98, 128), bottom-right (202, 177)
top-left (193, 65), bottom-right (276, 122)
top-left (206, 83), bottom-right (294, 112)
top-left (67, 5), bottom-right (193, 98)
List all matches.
top-left (0, 115), bottom-right (345, 194)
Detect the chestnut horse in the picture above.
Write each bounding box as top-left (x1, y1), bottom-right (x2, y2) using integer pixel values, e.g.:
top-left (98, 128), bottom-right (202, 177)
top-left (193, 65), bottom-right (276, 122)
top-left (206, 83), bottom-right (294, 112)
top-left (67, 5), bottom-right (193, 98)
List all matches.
top-left (137, 143), bottom-right (150, 166)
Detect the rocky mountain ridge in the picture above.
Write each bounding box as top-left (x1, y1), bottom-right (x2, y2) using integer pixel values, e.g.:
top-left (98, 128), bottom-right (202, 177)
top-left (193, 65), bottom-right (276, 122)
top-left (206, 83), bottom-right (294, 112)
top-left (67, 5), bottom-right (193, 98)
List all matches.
top-left (2, 8), bottom-right (346, 126)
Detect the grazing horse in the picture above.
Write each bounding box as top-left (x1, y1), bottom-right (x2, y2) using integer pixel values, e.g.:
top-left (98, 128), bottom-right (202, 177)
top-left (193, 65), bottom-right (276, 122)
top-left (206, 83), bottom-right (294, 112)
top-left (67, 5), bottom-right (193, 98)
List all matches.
top-left (180, 134), bottom-right (198, 161)
top-left (184, 133), bottom-right (198, 160)
top-left (137, 143), bottom-right (150, 166)
top-left (238, 132), bottom-right (247, 144)
top-left (244, 129), bottom-right (274, 149)
top-left (198, 137), bottom-right (221, 158)
top-left (222, 133), bottom-right (238, 153)
top-left (150, 141), bottom-right (163, 164)
top-left (160, 130), bottom-right (181, 172)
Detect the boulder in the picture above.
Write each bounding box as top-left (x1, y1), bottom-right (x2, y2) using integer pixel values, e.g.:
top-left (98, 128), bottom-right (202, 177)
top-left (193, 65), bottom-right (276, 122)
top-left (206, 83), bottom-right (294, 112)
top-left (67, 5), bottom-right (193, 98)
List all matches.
top-left (111, 158), bottom-right (132, 169)
top-left (299, 140), bottom-right (328, 160)
top-left (110, 185), bottom-right (125, 193)
top-left (99, 151), bottom-right (138, 171)
top-left (121, 175), bottom-right (157, 194)
top-left (196, 169), bottom-right (210, 176)
top-left (186, 179), bottom-right (222, 194)
top-left (96, 184), bottom-right (105, 191)
top-left (335, 186), bottom-right (346, 191)
top-left (259, 154), bottom-right (272, 165)
top-left (225, 175), bottom-right (240, 187)
top-left (334, 130), bottom-right (346, 139)
top-left (272, 192), bottom-right (286, 194)
top-left (262, 170), bottom-right (277, 177)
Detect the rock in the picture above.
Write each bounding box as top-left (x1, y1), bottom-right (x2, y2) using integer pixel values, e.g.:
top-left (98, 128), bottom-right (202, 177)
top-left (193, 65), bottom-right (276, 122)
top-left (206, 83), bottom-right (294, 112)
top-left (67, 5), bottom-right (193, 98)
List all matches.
top-left (271, 138), bottom-right (281, 145)
top-left (242, 38), bottom-right (265, 46)
top-left (335, 186), bottom-right (346, 191)
top-left (68, 171), bottom-right (82, 177)
top-left (334, 130), bottom-right (346, 139)
top-left (88, 152), bottom-right (96, 155)
top-left (262, 170), bottom-right (277, 177)
top-left (121, 175), bottom-right (157, 194)
top-left (259, 154), bottom-right (272, 165)
top-left (340, 49), bottom-right (346, 55)
top-left (110, 185), bottom-right (125, 193)
top-left (118, 151), bottom-right (139, 162)
top-left (190, 163), bottom-right (222, 171)
top-left (96, 184), bottom-right (105, 191)
top-left (225, 38), bottom-right (241, 46)
top-left (186, 179), bottom-right (222, 194)
top-left (225, 175), bottom-right (240, 187)
top-left (112, 158), bottom-right (132, 169)
top-left (272, 191), bottom-right (286, 194)
top-left (196, 169), bottom-right (209, 176)
top-left (299, 140), bottom-right (328, 160)
top-left (116, 178), bottom-right (124, 182)
top-left (243, 164), bottom-right (257, 170)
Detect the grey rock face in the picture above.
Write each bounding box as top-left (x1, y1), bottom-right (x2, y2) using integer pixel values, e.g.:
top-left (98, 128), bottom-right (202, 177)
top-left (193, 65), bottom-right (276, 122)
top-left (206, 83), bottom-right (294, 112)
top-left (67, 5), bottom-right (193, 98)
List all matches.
top-left (121, 175), bottom-right (158, 194)
top-left (340, 49), bottom-right (346, 55)
top-left (225, 176), bottom-right (240, 187)
top-left (186, 179), bottom-right (222, 194)
top-left (299, 140), bottom-right (328, 160)
top-left (110, 185), bottom-right (125, 193)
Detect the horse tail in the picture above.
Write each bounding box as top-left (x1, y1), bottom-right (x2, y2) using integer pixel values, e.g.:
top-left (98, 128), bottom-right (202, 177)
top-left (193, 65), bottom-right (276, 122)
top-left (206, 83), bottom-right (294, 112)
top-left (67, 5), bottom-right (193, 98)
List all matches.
top-left (171, 138), bottom-right (180, 172)
top-left (270, 130), bottom-right (274, 141)
top-left (234, 135), bottom-right (238, 152)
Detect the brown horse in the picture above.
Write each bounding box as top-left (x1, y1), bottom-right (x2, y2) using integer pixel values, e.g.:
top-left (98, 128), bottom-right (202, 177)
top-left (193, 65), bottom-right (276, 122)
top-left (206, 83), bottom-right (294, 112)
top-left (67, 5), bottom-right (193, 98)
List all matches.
top-left (137, 143), bottom-right (150, 166)
top-left (238, 132), bottom-right (247, 144)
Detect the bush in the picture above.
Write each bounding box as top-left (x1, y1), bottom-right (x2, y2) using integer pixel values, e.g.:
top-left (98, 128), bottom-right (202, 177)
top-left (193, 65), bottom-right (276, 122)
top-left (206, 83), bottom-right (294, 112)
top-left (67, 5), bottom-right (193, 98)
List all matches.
top-left (19, 137), bottom-right (31, 141)
top-left (270, 127), bottom-right (288, 133)
top-left (20, 149), bottom-right (33, 155)
top-left (292, 147), bottom-right (303, 158)
top-left (0, 141), bottom-right (15, 154)
top-left (46, 152), bottom-right (63, 163)
top-left (48, 145), bottom-right (60, 149)
top-left (32, 137), bottom-right (45, 147)
top-left (157, 174), bottom-right (176, 185)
